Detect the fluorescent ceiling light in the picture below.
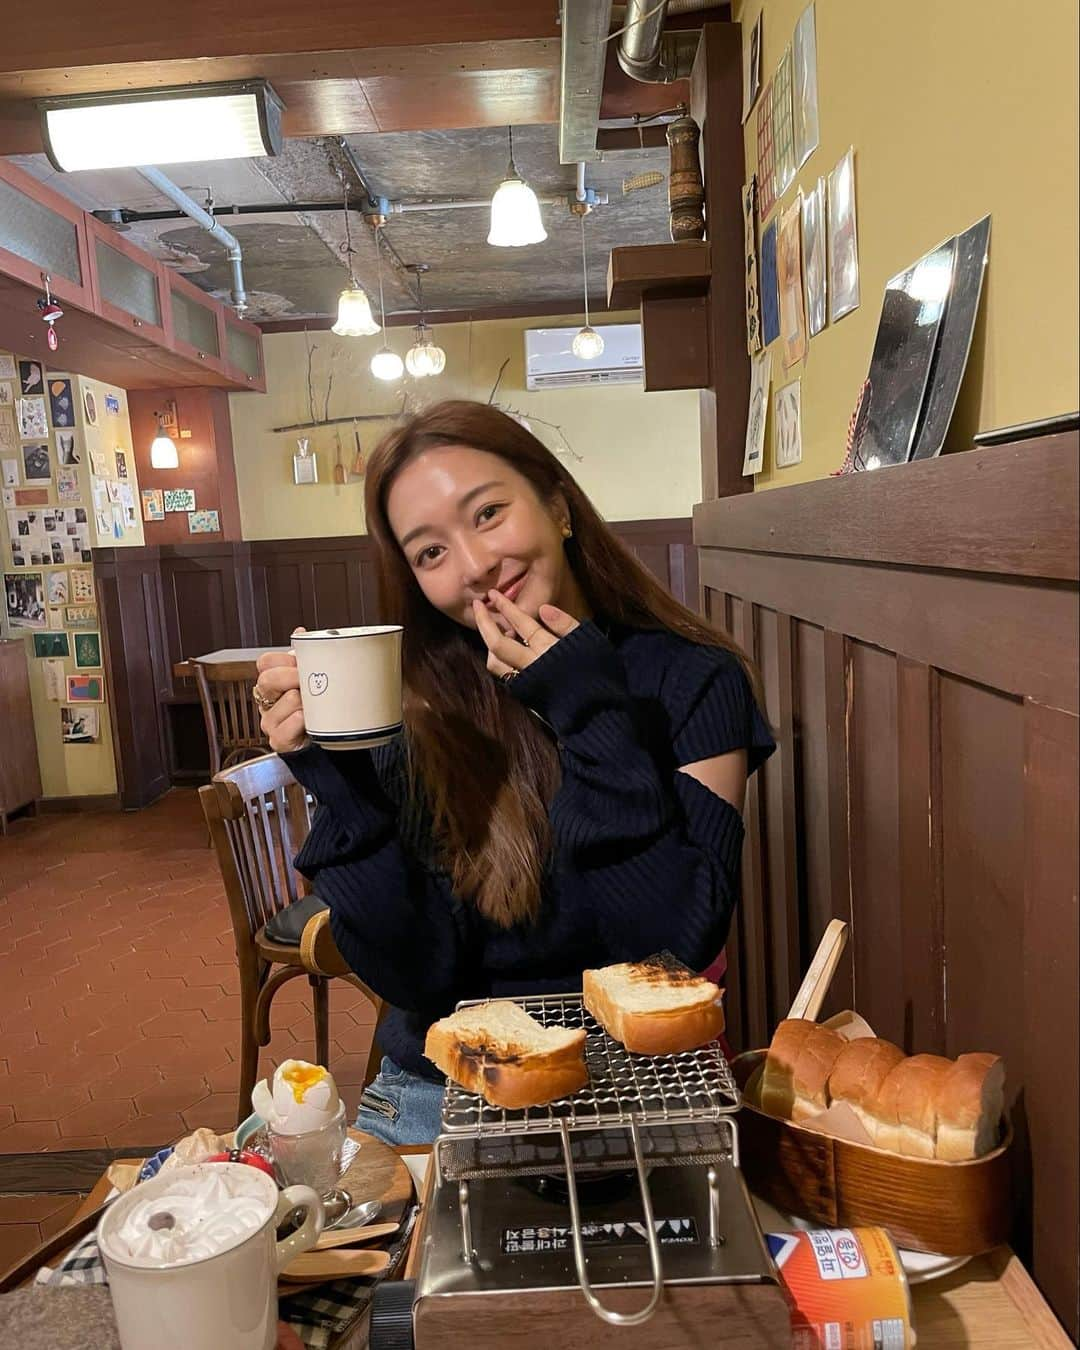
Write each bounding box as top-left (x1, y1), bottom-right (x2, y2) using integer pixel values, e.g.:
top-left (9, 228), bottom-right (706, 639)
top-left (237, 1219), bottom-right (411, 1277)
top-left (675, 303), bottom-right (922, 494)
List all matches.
top-left (40, 80), bottom-right (284, 173)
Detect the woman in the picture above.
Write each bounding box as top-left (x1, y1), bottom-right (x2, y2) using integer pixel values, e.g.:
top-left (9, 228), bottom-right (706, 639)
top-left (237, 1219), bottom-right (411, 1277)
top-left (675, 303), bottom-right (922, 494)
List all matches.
top-left (254, 401), bottom-right (773, 1143)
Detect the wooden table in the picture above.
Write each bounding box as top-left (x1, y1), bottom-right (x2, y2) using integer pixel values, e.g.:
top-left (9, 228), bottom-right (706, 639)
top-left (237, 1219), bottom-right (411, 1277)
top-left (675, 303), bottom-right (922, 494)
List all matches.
top-left (172, 647), bottom-right (291, 682)
top-left (23, 1153), bottom-right (1074, 1349)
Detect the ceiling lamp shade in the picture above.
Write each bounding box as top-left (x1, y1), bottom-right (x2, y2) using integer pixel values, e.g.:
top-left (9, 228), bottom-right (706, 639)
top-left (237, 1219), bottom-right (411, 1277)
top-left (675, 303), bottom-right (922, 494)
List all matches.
top-left (371, 348), bottom-right (404, 382)
top-left (405, 325), bottom-right (446, 378)
top-left (488, 177), bottom-right (547, 248)
top-left (331, 287), bottom-right (380, 337)
top-left (40, 80), bottom-right (284, 173)
top-left (571, 326), bottom-right (605, 360)
top-left (149, 421), bottom-right (179, 469)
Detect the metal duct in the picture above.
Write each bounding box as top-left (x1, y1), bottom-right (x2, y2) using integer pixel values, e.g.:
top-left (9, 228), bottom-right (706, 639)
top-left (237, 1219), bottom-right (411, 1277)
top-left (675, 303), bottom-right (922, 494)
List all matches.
top-left (137, 166), bottom-right (248, 315)
top-left (617, 0), bottom-right (700, 84)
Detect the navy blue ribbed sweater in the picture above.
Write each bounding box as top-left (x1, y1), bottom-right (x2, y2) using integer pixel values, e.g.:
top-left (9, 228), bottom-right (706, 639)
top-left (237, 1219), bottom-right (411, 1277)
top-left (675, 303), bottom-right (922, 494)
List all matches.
top-left (281, 620), bottom-right (774, 1080)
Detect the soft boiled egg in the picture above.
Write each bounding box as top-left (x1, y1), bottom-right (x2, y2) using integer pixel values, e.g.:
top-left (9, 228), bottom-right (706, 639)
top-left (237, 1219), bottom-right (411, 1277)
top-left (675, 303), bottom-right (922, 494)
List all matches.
top-left (250, 1059), bottom-right (341, 1135)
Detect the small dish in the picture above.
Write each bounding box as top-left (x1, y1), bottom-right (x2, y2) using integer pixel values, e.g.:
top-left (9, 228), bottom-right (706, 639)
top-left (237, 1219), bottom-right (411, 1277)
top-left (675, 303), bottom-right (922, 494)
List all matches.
top-left (137, 1147), bottom-right (174, 1183)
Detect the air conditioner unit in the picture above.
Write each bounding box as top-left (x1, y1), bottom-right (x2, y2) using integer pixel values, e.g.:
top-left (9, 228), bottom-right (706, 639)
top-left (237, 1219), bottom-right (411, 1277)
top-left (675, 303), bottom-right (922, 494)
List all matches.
top-left (524, 324), bottom-right (643, 390)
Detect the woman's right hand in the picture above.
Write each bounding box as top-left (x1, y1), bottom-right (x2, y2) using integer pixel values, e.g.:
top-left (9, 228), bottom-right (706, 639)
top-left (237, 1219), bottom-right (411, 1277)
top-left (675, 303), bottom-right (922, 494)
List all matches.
top-left (255, 630), bottom-right (309, 753)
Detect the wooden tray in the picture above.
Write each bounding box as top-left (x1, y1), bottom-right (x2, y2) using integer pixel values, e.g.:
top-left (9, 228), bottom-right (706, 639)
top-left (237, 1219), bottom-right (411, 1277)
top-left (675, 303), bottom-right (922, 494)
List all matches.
top-left (733, 1051), bottom-right (1013, 1257)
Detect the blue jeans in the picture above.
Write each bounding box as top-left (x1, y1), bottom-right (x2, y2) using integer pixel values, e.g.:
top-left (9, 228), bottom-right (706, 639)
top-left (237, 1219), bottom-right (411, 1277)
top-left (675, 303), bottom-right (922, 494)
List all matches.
top-left (355, 1056), bottom-right (445, 1145)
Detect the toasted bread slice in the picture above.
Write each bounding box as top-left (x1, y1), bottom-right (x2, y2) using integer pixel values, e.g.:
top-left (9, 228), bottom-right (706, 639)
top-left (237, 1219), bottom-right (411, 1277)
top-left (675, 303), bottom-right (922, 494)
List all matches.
top-left (582, 953), bottom-right (724, 1055)
top-left (424, 1001), bottom-right (587, 1109)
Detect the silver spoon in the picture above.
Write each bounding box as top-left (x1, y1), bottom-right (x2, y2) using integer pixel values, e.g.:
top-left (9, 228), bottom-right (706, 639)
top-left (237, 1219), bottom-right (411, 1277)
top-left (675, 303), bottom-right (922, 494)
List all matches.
top-left (326, 1198), bottom-right (381, 1231)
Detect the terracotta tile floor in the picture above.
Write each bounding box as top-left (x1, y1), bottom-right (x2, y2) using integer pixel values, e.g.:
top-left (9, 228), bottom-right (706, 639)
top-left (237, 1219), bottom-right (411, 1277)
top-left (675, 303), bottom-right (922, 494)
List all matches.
top-left (0, 789), bottom-right (377, 1267)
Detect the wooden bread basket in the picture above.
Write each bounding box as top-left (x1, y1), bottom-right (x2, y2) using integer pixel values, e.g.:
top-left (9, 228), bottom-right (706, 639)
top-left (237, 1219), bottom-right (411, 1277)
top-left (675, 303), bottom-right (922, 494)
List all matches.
top-left (734, 919), bottom-right (1014, 1256)
top-left (732, 1049), bottom-right (1013, 1255)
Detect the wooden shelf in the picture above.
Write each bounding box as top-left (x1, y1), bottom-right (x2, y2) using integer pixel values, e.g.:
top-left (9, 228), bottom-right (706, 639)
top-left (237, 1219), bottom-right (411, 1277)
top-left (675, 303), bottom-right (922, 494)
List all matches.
top-left (606, 240), bottom-right (710, 309)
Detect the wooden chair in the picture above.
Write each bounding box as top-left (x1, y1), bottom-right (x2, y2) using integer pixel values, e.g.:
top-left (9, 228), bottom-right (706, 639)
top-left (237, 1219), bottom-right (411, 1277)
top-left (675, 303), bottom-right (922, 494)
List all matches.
top-left (192, 658), bottom-right (270, 777)
top-left (199, 752), bottom-right (385, 1123)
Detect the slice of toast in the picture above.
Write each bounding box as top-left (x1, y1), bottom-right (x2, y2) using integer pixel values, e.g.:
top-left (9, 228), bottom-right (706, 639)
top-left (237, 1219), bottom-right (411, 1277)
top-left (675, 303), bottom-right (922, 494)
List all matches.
top-left (424, 1001), bottom-right (587, 1109)
top-left (582, 952), bottom-right (725, 1055)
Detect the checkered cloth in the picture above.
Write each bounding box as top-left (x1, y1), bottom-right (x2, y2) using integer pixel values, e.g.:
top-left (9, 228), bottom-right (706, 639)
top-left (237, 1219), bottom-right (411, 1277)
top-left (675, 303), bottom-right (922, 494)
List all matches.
top-left (36, 1207), bottom-right (417, 1350)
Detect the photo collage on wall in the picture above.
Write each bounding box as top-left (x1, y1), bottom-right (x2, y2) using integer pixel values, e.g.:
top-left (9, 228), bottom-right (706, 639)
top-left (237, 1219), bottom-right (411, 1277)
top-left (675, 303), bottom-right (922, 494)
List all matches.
top-left (0, 352), bottom-right (125, 747)
top-left (741, 2), bottom-right (853, 474)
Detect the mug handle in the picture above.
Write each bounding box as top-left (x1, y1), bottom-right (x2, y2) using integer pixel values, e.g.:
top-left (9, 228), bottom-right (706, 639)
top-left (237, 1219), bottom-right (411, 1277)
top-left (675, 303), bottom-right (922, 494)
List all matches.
top-left (273, 1186), bottom-right (325, 1273)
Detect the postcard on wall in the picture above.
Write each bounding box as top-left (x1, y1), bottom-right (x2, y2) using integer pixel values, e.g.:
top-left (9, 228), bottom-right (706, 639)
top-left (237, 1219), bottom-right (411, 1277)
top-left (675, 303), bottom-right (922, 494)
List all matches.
top-left (89, 449), bottom-right (109, 477)
top-left (5, 570), bottom-right (46, 629)
top-left (115, 449), bottom-right (128, 480)
top-left (46, 569), bottom-right (69, 605)
top-left (73, 630), bottom-right (102, 668)
top-left (743, 350), bottom-right (772, 476)
top-left (43, 658), bottom-right (66, 702)
top-left (48, 605), bottom-right (65, 630)
top-left (83, 388), bottom-right (99, 426)
top-left (792, 2), bottom-right (820, 168)
top-left (828, 148), bottom-right (861, 322)
top-left (187, 509), bottom-right (220, 534)
top-left (772, 47), bottom-right (796, 202)
top-left (0, 411), bottom-right (17, 459)
top-left (21, 442), bottom-right (50, 482)
top-left (141, 488), bottom-right (165, 521)
top-left (95, 507), bottom-right (111, 538)
top-left (778, 196), bottom-right (808, 370)
top-left (65, 604), bottom-right (98, 628)
top-left (15, 488), bottom-right (50, 508)
top-left (2, 488), bottom-right (13, 509)
top-left (105, 393), bottom-right (122, 416)
top-left (48, 378), bottom-right (75, 428)
top-left (760, 217), bottom-right (780, 346)
top-left (743, 177), bottom-right (762, 355)
top-left (18, 360), bottom-right (44, 395)
top-left (164, 487), bottom-right (196, 512)
top-left (0, 354), bottom-right (15, 380)
top-left (741, 9), bottom-right (763, 123)
top-left (0, 382), bottom-right (12, 407)
top-left (1, 456), bottom-right (17, 487)
top-left (57, 466), bottom-right (81, 503)
top-left (18, 397), bottom-right (48, 440)
top-left (67, 673), bottom-right (104, 703)
top-left (32, 630), bottom-right (69, 659)
top-left (70, 566), bottom-right (94, 603)
top-left (62, 705), bottom-right (100, 743)
top-left (111, 503), bottom-right (124, 539)
top-left (802, 177), bottom-right (828, 336)
top-left (774, 379), bottom-right (803, 468)
top-left (755, 76), bottom-right (777, 218)
top-left (55, 430), bottom-right (80, 466)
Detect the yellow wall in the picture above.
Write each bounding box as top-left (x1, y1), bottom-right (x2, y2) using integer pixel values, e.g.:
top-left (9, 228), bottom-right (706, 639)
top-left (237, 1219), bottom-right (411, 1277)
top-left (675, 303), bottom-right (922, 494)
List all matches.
top-left (735, 0), bottom-right (1080, 486)
top-left (229, 313), bottom-right (702, 539)
top-left (0, 361), bottom-right (142, 798)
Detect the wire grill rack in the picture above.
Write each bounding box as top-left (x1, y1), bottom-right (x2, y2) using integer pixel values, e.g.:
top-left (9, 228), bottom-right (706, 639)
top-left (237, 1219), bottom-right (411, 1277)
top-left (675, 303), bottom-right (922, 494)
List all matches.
top-left (438, 991), bottom-right (741, 1141)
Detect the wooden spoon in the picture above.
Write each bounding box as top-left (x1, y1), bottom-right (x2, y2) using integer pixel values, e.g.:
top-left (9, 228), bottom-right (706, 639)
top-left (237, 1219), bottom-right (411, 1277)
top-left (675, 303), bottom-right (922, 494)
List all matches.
top-left (314, 1220), bottom-right (399, 1251)
top-left (281, 1246), bottom-right (390, 1281)
top-left (333, 429), bottom-right (347, 485)
top-left (786, 918), bottom-right (849, 1021)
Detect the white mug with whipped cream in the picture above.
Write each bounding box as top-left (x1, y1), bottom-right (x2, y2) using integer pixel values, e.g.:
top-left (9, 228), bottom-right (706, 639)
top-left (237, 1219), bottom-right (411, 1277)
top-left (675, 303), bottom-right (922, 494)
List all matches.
top-left (292, 625), bottom-right (403, 751)
top-left (98, 1162), bottom-right (323, 1350)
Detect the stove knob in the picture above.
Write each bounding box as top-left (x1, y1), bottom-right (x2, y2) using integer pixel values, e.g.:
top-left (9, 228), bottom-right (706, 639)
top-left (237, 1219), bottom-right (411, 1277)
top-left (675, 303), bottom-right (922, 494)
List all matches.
top-left (370, 1277), bottom-right (416, 1349)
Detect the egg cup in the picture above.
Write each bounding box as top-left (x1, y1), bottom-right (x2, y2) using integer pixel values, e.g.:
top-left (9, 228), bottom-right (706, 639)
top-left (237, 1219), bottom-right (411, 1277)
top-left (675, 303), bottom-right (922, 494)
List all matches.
top-left (266, 1100), bottom-right (348, 1206)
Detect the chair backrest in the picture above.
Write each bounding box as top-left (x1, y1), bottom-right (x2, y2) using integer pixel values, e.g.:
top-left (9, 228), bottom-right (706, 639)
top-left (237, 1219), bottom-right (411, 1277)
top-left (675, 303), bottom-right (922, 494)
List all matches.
top-left (193, 658), bottom-right (268, 777)
top-left (200, 753), bottom-right (312, 974)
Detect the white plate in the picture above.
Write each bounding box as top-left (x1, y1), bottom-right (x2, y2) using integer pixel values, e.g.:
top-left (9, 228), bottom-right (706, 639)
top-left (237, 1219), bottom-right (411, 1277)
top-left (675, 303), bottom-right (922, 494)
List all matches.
top-left (750, 1194), bottom-right (972, 1285)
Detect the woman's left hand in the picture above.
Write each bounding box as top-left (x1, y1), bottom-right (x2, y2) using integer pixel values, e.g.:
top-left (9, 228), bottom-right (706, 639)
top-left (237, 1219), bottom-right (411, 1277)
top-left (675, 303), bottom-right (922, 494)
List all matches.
top-left (473, 590), bottom-right (580, 681)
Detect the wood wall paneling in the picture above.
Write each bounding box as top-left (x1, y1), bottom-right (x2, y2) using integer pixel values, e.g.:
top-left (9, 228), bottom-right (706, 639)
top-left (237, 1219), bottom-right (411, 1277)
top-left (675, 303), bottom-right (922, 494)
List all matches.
top-left (694, 433), bottom-right (1079, 1337)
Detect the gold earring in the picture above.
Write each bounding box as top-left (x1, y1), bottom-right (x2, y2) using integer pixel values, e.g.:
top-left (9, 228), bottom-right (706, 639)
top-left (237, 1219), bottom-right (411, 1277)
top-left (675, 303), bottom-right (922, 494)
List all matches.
top-left (561, 523), bottom-right (572, 539)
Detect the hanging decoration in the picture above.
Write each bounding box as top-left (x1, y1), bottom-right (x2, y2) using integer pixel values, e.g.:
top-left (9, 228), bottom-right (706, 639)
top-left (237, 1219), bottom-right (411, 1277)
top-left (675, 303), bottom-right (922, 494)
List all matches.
top-left (404, 266), bottom-right (446, 378)
top-left (37, 274), bottom-right (64, 352)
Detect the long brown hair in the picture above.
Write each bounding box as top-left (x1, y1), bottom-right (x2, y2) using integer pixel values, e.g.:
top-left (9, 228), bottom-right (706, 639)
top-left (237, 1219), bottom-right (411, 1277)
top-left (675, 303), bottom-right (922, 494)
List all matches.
top-left (364, 400), bottom-right (761, 929)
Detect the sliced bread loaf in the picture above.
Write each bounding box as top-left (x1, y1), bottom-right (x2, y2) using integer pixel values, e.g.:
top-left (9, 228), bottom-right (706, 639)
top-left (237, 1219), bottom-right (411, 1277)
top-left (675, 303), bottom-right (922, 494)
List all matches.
top-left (424, 1000), bottom-right (588, 1109)
top-left (582, 952), bottom-right (725, 1055)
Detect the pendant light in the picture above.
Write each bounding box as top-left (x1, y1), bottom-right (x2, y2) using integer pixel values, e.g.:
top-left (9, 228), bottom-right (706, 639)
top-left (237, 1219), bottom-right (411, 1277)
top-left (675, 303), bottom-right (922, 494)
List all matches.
top-left (488, 126), bottom-right (547, 248)
top-left (370, 226), bottom-right (403, 381)
top-left (571, 212), bottom-right (604, 360)
top-left (404, 267), bottom-right (446, 378)
top-left (332, 177), bottom-right (380, 337)
top-left (149, 416), bottom-right (179, 469)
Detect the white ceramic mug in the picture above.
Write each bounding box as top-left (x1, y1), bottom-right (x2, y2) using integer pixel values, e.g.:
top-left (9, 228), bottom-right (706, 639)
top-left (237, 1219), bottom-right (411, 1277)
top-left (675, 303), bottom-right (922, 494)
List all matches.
top-left (98, 1162), bottom-right (324, 1350)
top-left (292, 625), bottom-right (403, 750)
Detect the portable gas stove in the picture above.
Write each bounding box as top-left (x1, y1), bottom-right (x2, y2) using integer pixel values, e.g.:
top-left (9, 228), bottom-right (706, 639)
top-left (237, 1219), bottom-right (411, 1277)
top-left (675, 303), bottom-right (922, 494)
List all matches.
top-left (370, 993), bottom-right (792, 1350)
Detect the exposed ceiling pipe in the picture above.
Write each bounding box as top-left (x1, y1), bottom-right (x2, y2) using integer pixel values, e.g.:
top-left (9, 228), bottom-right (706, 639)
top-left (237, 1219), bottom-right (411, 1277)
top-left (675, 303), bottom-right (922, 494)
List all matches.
top-left (136, 166), bottom-right (248, 315)
top-left (616, 0), bottom-right (700, 84)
